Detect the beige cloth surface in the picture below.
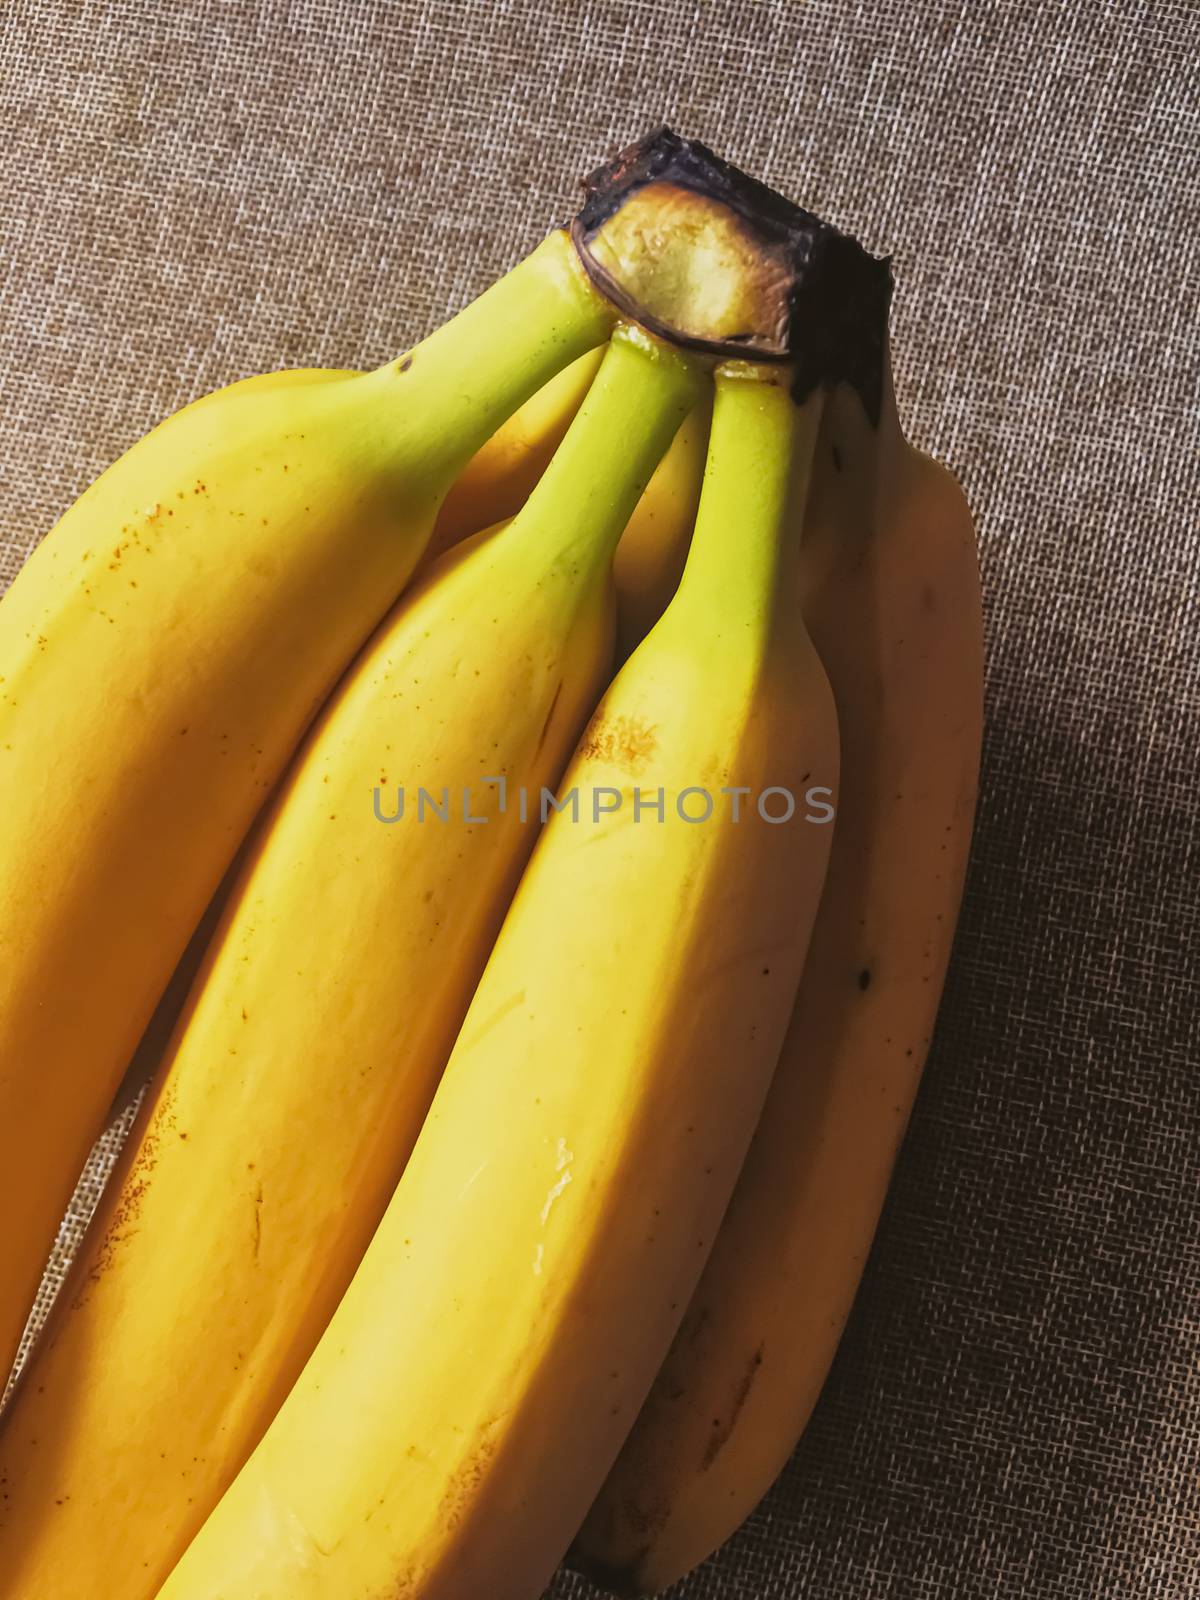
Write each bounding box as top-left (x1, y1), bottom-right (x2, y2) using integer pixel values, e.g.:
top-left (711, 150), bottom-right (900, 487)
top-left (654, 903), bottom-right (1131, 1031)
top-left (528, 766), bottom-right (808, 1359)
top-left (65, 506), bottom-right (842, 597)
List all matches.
top-left (1, 2), bottom-right (1197, 1596)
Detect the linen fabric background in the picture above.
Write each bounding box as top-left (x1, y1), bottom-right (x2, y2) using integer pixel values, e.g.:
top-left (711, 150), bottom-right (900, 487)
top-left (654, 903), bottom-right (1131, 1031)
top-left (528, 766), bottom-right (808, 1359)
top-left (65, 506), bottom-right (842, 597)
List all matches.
top-left (1, 2), bottom-right (1196, 1596)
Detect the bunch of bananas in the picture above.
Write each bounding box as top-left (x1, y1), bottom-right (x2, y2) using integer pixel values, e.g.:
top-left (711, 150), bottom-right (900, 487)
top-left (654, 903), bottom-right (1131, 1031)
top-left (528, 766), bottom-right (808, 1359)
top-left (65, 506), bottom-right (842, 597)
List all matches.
top-left (0, 130), bottom-right (982, 1599)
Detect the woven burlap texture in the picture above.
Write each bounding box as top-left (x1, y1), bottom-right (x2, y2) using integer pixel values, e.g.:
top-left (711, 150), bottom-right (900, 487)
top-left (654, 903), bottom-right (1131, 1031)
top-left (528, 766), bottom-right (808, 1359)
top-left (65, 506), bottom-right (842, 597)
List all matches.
top-left (2, 2), bottom-right (1197, 1597)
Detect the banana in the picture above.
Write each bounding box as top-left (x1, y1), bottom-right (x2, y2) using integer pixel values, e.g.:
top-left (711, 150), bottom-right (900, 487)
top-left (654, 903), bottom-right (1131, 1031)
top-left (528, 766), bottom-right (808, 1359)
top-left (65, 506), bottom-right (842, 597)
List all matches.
top-left (0, 226), bottom-right (616, 1381)
top-left (155, 364), bottom-right (838, 1600)
top-left (0, 330), bottom-right (700, 1600)
top-left (573, 361), bottom-right (984, 1594)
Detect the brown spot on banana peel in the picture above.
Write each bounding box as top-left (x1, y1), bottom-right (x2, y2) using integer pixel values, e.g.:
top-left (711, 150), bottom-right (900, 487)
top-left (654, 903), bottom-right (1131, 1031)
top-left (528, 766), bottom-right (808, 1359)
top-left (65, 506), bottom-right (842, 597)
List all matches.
top-left (699, 1344), bottom-right (765, 1471)
top-left (433, 1424), bottom-right (500, 1536)
top-left (578, 713), bottom-right (658, 772)
top-left (533, 679), bottom-right (565, 759)
top-left (684, 1304), bottom-right (711, 1348)
top-left (70, 1076), bottom-right (178, 1310)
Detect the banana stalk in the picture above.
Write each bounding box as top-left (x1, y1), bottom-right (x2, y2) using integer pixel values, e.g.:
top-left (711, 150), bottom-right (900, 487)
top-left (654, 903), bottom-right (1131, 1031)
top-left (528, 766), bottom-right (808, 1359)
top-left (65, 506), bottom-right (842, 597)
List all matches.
top-left (0, 331), bottom-right (701, 1600)
top-left (428, 349), bottom-right (604, 561)
top-left (432, 349), bottom-right (711, 654)
top-left (155, 363), bottom-right (838, 1600)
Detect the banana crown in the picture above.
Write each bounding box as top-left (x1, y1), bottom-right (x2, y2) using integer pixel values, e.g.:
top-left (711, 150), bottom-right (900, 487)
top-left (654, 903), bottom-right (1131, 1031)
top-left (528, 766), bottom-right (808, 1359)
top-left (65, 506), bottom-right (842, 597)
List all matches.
top-left (572, 127), bottom-right (893, 421)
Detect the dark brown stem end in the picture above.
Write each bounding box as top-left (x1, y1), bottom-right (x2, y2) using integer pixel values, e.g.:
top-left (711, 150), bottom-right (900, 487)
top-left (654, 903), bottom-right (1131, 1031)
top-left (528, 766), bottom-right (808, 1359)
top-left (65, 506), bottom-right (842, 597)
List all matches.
top-left (572, 127), bottom-right (893, 424)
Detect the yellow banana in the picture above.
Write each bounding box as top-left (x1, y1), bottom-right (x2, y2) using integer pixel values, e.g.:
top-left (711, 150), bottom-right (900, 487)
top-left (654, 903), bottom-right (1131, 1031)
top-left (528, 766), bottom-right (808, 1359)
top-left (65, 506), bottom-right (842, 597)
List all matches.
top-left (573, 362), bottom-right (984, 1594)
top-left (156, 365), bottom-right (838, 1600)
top-left (0, 227), bottom-right (616, 1380)
top-left (0, 330), bottom-right (700, 1600)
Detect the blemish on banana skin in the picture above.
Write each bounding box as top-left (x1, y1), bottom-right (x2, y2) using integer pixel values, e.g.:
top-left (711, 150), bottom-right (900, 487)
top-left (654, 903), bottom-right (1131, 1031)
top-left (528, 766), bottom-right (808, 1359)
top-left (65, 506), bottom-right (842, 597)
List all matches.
top-left (427, 1417), bottom-right (505, 1542)
top-left (578, 714), bottom-right (658, 773)
top-left (70, 1080), bottom-right (179, 1310)
top-left (533, 1139), bottom-right (574, 1272)
top-left (699, 1343), bottom-right (765, 1470)
top-left (540, 1139), bottom-right (574, 1223)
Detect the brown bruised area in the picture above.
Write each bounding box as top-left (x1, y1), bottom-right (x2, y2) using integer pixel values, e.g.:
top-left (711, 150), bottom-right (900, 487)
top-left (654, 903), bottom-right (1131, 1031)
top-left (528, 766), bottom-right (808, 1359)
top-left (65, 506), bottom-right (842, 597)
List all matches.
top-left (434, 1429), bottom-right (500, 1535)
top-left (533, 679), bottom-right (565, 759)
top-left (699, 1343), bottom-right (765, 1471)
top-left (577, 713), bottom-right (659, 773)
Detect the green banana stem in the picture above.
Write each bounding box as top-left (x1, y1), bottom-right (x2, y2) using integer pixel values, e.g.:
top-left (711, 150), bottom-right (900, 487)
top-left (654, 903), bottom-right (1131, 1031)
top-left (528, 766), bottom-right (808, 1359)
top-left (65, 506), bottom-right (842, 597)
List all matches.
top-left (370, 230), bottom-right (617, 484)
top-left (511, 326), bottom-right (703, 577)
top-left (669, 364), bottom-right (821, 645)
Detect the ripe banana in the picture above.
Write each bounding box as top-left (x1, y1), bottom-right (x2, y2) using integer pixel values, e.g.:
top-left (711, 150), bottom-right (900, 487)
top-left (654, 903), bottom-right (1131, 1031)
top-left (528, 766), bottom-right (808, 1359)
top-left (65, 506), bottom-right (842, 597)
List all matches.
top-left (573, 362), bottom-right (984, 1594)
top-left (0, 329), bottom-right (700, 1600)
top-left (155, 364), bottom-right (838, 1600)
top-left (0, 227), bottom-right (616, 1381)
